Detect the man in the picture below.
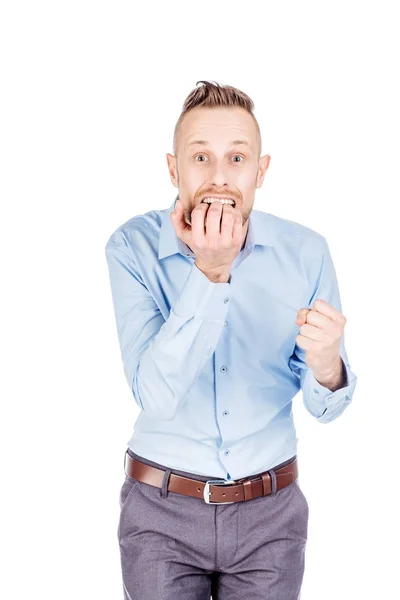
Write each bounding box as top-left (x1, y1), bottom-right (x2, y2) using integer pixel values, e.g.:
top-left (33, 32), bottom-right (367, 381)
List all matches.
top-left (105, 80), bottom-right (357, 600)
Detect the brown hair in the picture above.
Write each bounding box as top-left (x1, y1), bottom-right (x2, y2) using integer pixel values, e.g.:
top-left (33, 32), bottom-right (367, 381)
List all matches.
top-left (173, 80), bottom-right (261, 157)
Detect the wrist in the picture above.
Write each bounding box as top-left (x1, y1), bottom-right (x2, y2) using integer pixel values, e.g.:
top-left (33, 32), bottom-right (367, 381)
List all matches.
top-left (313, 356), bottom-right (346, 391)
top-left (194, 262), bottom-right (231, 283)
top-left (208, 273), bottom-right (231, 283)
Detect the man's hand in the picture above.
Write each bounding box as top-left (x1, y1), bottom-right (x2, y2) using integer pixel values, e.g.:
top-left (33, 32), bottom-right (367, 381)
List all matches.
top-left (170, 199), bottom-right (243, 281)
top-left (295, 299), bottom-right (347, 389)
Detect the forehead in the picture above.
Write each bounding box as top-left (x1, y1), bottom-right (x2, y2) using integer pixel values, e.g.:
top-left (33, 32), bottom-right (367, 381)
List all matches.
top-left (181, 107), bottom-right (257, 149)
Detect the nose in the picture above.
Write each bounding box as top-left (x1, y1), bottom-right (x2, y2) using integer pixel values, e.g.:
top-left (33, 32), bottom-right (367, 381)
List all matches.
top-left (209, 161), bottom-right (230, 189)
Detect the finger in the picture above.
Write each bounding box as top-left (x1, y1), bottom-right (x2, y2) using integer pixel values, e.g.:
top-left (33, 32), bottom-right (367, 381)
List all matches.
top-left (205, 200), bottom-right (224, 239)
top-left (170, 198), bottom-right (183, 227)
top-left (170, 199), bottom-right (192, 240)
top-left (295, 315), bottom-right (306, 325)
top-left (305, 309), bottom-right (334, 331)
top-left (232, 210), bottom-right (243, 242)
top-left (295, 333), bottom-right (313, 351)
top-left (297, 307), bottom-right (334, 331)
top-left (296, 308), bottom-right (311, 324)
top-left (312, 299), bottom-right (346, 325)
top-left (220, 203), bottom-right (237, 241)
top-left (299, 322), bottom-right (325, 341)
top-left (191, 201), bottom-right (209, 241)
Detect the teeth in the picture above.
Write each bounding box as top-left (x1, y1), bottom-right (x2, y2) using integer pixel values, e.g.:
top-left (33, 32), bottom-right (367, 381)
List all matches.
top-left (202, 197), bottom-right (235, 205)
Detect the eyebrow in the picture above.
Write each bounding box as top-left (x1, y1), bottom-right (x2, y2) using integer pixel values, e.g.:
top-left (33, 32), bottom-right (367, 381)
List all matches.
top-left (187, 139), bottom-right (252, 150)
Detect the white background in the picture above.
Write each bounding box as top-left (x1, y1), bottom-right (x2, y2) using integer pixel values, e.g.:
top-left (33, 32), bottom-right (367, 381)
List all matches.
top-left (1, 1), bottom-right (399, 598)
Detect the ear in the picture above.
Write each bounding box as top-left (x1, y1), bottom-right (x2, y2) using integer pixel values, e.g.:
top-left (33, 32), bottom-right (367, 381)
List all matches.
top-left (255, 154), bottom-right (271, 189)
top-left (166, 153), bottom-right (179, 188)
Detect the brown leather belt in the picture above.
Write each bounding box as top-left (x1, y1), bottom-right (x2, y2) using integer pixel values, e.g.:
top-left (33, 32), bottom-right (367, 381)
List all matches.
top-left (124, 452), bottom-right (299, 504)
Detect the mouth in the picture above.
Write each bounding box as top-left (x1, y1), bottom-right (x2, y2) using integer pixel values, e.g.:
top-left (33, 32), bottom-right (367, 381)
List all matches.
top-left (200, 196), bottom-right (236, 208)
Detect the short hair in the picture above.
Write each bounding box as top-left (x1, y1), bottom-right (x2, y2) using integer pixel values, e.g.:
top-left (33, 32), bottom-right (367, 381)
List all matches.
top-left (173, 80), bottom-right (262, 157)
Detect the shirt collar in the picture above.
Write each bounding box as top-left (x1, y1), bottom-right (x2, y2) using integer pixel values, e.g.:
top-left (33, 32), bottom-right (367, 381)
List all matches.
top-left (158, 194), bottom-right (276, 260)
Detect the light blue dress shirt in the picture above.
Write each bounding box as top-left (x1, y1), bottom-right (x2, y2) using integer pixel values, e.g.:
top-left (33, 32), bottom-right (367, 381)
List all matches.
top-left (105, 194), bottom-right (357, 480)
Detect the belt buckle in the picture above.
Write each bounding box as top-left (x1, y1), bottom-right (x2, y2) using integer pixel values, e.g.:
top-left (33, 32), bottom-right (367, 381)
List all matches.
top-left (203, 479), bottom-right (236, 504)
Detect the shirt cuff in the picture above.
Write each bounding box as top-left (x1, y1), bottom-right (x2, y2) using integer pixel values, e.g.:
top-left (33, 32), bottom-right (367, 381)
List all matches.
top-left (173, 263), bottom-right (233, 321)
top-left (302, 356), bottom-right (358, 423)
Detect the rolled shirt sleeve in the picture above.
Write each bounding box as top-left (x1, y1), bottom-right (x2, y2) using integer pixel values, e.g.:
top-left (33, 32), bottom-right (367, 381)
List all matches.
top-left (105, 237), bottom-right (232, 421)
top-left (289, 235), bottom-right (358, 423)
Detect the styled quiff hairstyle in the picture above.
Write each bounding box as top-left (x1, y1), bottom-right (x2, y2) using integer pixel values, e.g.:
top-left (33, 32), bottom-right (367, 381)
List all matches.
top-left (173, 80), bottom-right (262, 158)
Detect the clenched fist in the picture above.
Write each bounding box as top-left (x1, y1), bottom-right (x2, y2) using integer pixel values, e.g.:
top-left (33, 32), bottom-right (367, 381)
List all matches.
top-left (295, 298), bottom-right (347, 380)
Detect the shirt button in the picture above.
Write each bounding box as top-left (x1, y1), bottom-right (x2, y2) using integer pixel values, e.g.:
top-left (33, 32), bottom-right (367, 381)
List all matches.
top-left (224, 320), bottom-right (228, 326)
top-left (224, 297), bottom-right (229, 304)
top-left (224, 450), bottom-right (230, 456)
top-left (222, 410), bottom-right (229, 416)
top-left (220, 366), bottom-right (227, 373)
top-left (313, 388), bottom-right (320, 394)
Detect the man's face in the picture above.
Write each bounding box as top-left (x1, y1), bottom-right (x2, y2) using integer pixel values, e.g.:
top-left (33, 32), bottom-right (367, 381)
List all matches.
top-left (166, 106), bottom-right (270, 235)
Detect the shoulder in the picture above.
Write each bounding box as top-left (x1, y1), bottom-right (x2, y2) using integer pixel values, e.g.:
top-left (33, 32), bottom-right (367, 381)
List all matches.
top-left (104, 206), bottom-right (165, 251)
top-left (263, 211), bottom-right (326, 247)
top-left (255, 211), bottom-right (330, 283)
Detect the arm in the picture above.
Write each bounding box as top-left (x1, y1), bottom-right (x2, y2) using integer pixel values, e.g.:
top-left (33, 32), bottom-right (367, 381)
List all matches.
top-left (313, 353), bottom-right (348, 392)
top-left (289, 236), bottom-right (358, 423)
top-left (105, 238), bottom-right (232, 421)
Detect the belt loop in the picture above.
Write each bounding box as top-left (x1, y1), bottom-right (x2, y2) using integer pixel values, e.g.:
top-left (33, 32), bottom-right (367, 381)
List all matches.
top-left (123, 449), bottom-right (128, 474)
top-left (268, 468), bottom-right (277, 496)
top-left (160, 468), bottom-right (172, 498)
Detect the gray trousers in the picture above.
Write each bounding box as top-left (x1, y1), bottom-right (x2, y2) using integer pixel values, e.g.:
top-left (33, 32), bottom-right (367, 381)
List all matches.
top-left (118, 449), bottom-right (309, 599)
